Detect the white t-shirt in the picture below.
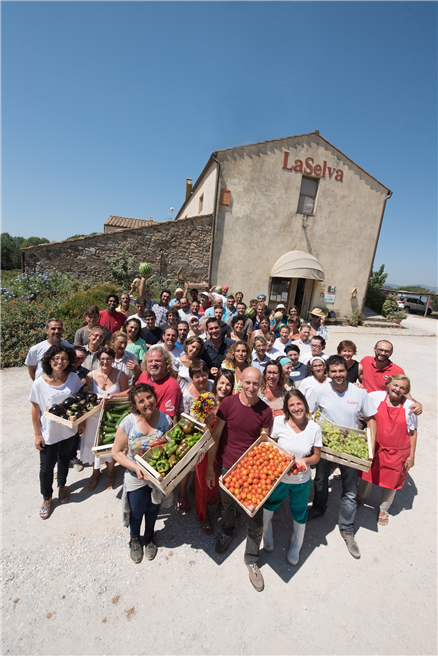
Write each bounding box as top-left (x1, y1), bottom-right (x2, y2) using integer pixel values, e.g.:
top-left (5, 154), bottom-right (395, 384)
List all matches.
top-left (178, 309), bottom-right (192, 323)
top-left (271, 416), bottom-right (322, 485)
top-left (167, 345), bottom-right (183, 370)
top-left (212, 292), bottom-right (228, 307)
top-left (298, 376), bottom-right (331, 400)
top-left (273, 338), bottom-right (292, 356)
top-left (291, 338), bottom-right (311, 355)
top-left (29, 372), bottom-right (83, 445)
top-left (134, 315), bottom-right (147, 329)
top-left (25, 340), bottom-right (74, 379)
top-left (265, 346), bottom-right (280, 360)
top-left (113, 350), bottom-right (137, 386)
top-left (307, 382), bottom-right (376, 429)
top-left (299, 351), bottom-right (328, 365)
top-left (369, 391), bottom-right (418, 431)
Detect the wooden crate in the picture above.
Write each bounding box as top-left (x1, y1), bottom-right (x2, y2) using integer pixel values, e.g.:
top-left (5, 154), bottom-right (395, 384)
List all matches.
top-left (44, 402), bottom-right (101, 430)
top-left (92, 397), bottom-right (130, 460)
top-left (316, 419), bottom-right (373, 472)
top-left (134, 413), bottom-right (214, 495)
top-left (219, 435), bottom-right (295, 518)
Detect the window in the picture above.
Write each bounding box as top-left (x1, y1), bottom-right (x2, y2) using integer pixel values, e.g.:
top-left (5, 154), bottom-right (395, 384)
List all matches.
top-left (297, 176), bottom-right (318, 215)
top-left (198, 194), bottom-right (204, 214)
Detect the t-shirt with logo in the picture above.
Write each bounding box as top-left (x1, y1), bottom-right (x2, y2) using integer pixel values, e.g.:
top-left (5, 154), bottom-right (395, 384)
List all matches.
top-left (307, 381), bottom-right (376, 429)
top-left (137, 371), bottom-right (182, 418)
top-left (216, 394), bottom-right (273, 469)
top-left (360, 356), bottom-right (405, 393)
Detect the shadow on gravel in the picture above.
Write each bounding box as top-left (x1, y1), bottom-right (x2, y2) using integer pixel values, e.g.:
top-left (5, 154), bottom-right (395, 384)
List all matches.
top-left (355, 473), bottom-right (418, 530)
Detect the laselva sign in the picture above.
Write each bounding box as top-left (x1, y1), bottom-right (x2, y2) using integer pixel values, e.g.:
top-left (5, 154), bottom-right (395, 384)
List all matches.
top-left (282, 151), bottom-right (344, 182)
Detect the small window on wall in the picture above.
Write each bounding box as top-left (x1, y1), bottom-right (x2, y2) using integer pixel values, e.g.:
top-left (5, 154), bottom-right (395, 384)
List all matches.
top-left (297, 176), bottom-right (318, 215)
top-left (198, 194), bottom-right (204, 214)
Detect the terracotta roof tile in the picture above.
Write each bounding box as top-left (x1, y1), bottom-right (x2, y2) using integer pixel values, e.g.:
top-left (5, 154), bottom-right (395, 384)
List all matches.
top-left (105, 216), bottom-right (155, 229)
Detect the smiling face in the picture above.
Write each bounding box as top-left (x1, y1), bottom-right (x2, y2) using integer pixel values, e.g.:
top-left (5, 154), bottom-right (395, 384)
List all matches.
top-left (178, 324), bottom-right (189, 343)
top-left (216, 375), bottom-right (233, 399)
top-left (164, 328), bottom-right (177, 347)
top-left (227, 297), bottom-right (235, 310)
top-left (310, 339), bottom-right (324, 356)
top-left (88, 329), bottom-right (105, 351)
top-left (120, 293), bottom-right (130, 308)
top-left (288, 350), bottom-right (299, 366)
top-left (233, 319), bottom-right (244, 334)
top-left (340, 347), bottom-right (355, 363)
top-left (126, 321), bottom-right (140, 340)
top-left (234, 344), bottom-right (248, 364)
top-left (190, 300), bottom-right (200, 315)
top-left (374, 341), bottom-right (393, 363)
top-left (207, 320), bottom-right (221, 340)
top-left (241, 368), bottom-right (262, 401)
top-left (192, 371), bottom-right (209, 392)
top-left (236, 303), bottom-right (246, 316)
top-left (50, 350), bottom-right (70, 372)
top-left (282, 361), bottom-right (293, 376)
top-left (145, 314), bottom-right (156, 329)
top-left (112, 335), bottom-right (127, 354)
top-left (180, 298), bottom-right (189, 312)
top-left (186, 342), bottom-right (201, 358)
top-left (99, 352), bottom-right (114, 371)
top-left (279, 326), bottom-right (290, 343)
top-left (160, 291), bottom-right (171, 306)
top-left (300, 326), bottom-right (311, 342)
top-left (328, 363), bottom-right (347, 387)
top-left (213, 305), bottom-right (224, 321)
top-left (265, 364), bottom-right (280, 387)
top-left (266, 335), bottom-right (275, 350)
top-left (106, 296), bottom-right (118, 314)
top-left (146, 350), bottom-right (167, 378)
top-left (287, 396), bottom-right (306, 422)
top-left (254, 339), bottom-right (266, 358)
top-left (134, 390), bottom-right (157, 416)
top-left (46, 321), bottom-right (64, 344)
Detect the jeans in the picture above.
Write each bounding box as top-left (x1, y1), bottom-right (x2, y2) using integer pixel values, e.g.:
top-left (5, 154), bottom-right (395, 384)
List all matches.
top-left (218, 465), bottom-right (263, 565)
top-left (127, 485), bottom-right (159, 539)
top-left (312, 458), bottom-right (358, 532)
top-left (69, 433), bottom-right (80, 460)
top-left (40, 435), bottom-right (76, 500)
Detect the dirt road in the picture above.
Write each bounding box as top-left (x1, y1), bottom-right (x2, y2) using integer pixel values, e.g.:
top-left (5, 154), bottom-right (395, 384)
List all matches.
top-left (2, 328), bottom-right (436, 655)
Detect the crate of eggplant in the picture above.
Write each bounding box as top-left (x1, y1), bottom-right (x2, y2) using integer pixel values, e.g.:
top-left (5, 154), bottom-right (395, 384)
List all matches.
top-left (44, 392), bottom-right (101, 429)
top-left (92, 397), bottom-right (131, 459)
top-left (134, 413), bottom-right (214, 495)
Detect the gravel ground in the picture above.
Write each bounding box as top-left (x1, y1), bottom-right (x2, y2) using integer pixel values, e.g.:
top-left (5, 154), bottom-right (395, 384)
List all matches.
top-left (2, 327), bottom-right (437, 655)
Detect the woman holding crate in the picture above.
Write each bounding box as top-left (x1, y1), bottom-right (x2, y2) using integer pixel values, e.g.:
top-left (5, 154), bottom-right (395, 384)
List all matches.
top-left (30, 344), bottom-right (84, 519)
top-left (82, 347), bottom-right (129, 491)
top-left (357, 374), bottom-right (418, 526)
top-left (263, 388), bottom-right (322, 566)
top-left (112, 383), bottom-right (172, 563)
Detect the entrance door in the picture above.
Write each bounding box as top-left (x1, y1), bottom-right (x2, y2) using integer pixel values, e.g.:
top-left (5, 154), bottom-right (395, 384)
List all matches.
top-left (270, 277), bottom-right (314, 317)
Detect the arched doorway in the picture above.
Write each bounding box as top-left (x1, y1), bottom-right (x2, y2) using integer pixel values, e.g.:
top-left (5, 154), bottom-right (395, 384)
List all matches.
top-left (269, 251), bottom-right (325, 318)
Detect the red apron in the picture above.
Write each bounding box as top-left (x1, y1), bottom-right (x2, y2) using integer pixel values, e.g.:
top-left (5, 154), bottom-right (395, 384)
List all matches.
top-left (360, 400), bottom-right (411, 490)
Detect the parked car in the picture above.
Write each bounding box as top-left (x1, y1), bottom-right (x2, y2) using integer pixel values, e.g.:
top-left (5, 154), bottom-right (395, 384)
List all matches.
top-left (397, 296), bottom-right (432, 315)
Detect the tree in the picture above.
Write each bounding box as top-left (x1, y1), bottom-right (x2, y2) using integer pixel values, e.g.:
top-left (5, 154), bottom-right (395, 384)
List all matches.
top-left (66, 233), bottom-right (98, 240)
top-left (105, 246), bottom-right (137, 290)
top-left (369, 264), bottom-right (388, 289)
top-left (1, 233), bottom-right (49, 270)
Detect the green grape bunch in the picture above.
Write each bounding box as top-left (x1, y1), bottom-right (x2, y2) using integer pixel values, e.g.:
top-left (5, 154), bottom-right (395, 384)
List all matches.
top-left (321, 421), bottom-right (369, 459)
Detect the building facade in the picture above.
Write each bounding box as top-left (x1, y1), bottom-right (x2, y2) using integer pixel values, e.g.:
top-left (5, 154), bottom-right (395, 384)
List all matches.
top-left (176, 131), bottom-right (391, 318)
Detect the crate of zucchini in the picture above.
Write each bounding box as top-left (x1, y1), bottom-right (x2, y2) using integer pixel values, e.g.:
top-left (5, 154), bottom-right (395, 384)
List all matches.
top-left (92, 398), bottom-right (131, 460)
top-left (316, 419), bottom-right (373, 473)
top-left (134, 413), bottom-right (214, 495)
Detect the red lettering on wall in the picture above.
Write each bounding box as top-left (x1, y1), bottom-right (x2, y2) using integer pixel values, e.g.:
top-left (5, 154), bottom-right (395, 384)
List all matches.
top-left (282, 152), bottom-right (343, 181)
top-left (304, 157), bottom-right (314, 175)
top-left (282, 152), bottom-right (294, 171)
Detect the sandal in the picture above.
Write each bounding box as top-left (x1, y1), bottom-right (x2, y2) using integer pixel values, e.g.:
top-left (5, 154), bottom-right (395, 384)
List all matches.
top-left (178, 496), bottom-right (190, 514)
top-left (58, 486), bottom-right (70, 504)
top-left (105, 471), bottom-right (116, 490)
top-left (40, 499), bottom-right (52, 520)
top-left (87, 471), bottom-right (101, 491)
top-left (199, 519), bottom-right (213, 535)
top-left (378, 510), bottom-right (389, 526)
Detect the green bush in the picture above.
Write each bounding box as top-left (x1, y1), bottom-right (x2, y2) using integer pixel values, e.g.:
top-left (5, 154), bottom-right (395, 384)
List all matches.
top-left (382, 299), bottom-right (399, 318)
top-left (57, 283), bottom-right (121, 342)
top-left (365, 286), bottom-right (386, 314)
top-left (349, 309), bottom-right (366, 327)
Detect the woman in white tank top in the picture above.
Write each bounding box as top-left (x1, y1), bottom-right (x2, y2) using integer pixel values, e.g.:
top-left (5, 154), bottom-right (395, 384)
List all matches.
top-left (82, 347), bottom-right (129, 491)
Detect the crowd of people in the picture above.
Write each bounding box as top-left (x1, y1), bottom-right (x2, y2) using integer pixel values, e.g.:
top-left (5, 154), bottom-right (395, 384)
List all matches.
top-left (26, 279), bottom-right (421, 592)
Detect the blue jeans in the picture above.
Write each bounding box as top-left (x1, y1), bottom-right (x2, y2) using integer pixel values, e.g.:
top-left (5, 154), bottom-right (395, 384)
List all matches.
top-left (312, 459), bottom-right (358, 532)
top-left (127, 485), bottom-right (159, 539)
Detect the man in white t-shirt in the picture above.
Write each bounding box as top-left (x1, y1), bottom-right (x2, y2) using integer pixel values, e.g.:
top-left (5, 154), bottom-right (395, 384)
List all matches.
top-left (307, 355), bottom-right (377, 560)
top-left (291, 325), bottom-right (312, 355)
top-left (299, 336), bottom-right (328, 365)
top-left (178, 297), bottom-right (192, 323)
top-left (162, 326), bottom-right (183, 369)
top-left (25, 318), bottom-right (73, 380)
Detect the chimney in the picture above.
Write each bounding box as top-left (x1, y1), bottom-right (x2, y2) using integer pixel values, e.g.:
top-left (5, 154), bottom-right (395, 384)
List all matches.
top-left (185, 178), bottom-right (193, 201)
top-left (149, 217), bottom-right (153, 221)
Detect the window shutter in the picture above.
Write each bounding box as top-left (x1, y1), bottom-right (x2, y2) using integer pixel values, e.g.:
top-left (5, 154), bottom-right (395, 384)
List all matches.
top-left (220, 189), bottom-right (231, 206)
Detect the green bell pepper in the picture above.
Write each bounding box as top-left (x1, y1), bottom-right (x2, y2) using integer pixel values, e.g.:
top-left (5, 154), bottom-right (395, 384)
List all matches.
top-left (168, 454), bottom-right (179, 468)
top-left (164, 441), bottom-right (178, 456)
top-left (156, 459), bottom-right (170, 473)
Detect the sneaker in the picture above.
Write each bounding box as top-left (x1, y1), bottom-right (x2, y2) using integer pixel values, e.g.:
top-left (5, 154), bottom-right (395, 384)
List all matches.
top-left (71, 458), bottom-right (84, 472)
top-left (307, 507), bottom-right (324, 521)
top-left (246, 563), bottom-right (264, 592)
top-left (129, 537), bottom-right (143, 564)
top-left (340, 531), bottom-right (361, 559)
top-left (215, 532), bottom-right (235, 555)
top-left (144, 538), bottom-right (158, 561)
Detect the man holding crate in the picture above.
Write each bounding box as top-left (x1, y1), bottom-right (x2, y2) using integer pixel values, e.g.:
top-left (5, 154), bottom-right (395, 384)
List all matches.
top-left (206, 367), bottom-right (273, 592)
top-left (307, 355), bottom-right (377, 560)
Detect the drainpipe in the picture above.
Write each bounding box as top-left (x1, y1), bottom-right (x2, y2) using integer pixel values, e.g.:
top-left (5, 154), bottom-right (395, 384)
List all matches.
top-left (363, 189), bottom-right (393, 311)
top-left (207, 153), bottom-right (220, 286)
top-left (21, 250), bottom-right (26, 273)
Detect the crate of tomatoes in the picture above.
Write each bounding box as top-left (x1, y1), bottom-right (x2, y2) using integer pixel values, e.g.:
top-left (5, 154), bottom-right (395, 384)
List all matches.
top-left (219, 435), bottom-right (295, 518)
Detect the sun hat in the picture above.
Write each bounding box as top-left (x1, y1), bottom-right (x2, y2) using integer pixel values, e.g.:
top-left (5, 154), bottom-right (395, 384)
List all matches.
top-left (175, 287), bottom-right (184, 294)
top-left (275, 304), bottom-right (287, 311)
top-left (309, 308), bottom-right (327, 317)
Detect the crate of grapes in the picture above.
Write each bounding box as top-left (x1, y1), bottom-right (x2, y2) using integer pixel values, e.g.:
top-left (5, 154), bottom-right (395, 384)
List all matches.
top-left (316, 419), bottom-right (373, 472)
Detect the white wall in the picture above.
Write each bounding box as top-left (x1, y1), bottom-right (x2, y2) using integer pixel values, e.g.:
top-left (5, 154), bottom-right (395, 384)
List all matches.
top-left (178, 161), bottom-right (218, 219)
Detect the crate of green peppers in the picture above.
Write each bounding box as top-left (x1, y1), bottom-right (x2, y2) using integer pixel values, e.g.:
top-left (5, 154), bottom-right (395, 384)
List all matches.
top-left (92, 397), bottom-right (131, 459)
top-left (134, 413), bottom-right (214, 495)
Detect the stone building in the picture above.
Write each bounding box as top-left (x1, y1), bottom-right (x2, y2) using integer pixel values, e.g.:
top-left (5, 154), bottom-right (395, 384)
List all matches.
top-left (22, 131), bottom-right (391, 317)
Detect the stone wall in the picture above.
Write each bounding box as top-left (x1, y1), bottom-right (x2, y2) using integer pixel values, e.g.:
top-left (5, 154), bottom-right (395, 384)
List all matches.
top-left (22, 215), bottom-right (213, 283)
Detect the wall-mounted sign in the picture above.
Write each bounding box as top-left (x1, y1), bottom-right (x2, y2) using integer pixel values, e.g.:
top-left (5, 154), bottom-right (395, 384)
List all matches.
top-left (324, 294), bottom-right (336, 304)
top-left (327, 285), bottom-right (336, 293)
top-left (282, 152), bottom-right (344, 182)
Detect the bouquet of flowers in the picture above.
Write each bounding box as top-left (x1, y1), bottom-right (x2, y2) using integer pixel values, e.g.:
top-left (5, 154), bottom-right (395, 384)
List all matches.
top-left (192, 392), bottom-right (216, 421)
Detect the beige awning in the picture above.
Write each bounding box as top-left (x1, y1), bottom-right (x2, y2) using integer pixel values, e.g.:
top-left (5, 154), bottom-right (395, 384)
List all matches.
top-left (270, 250), bottom-right (325, 281)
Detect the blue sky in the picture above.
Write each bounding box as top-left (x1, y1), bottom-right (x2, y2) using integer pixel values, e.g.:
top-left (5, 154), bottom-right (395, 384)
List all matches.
top-left (2, 1), bottom-right (437, 286)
